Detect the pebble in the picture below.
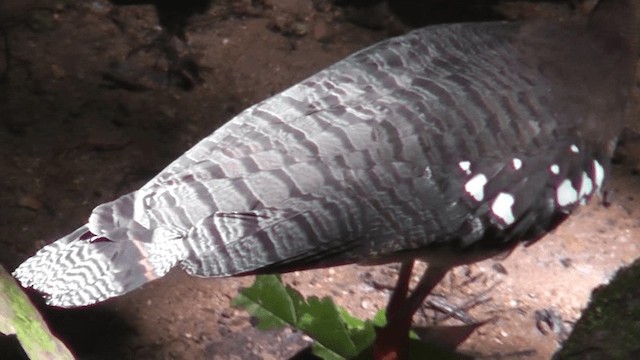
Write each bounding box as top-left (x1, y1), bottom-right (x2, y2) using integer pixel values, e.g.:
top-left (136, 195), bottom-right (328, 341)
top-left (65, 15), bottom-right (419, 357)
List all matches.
top-left (17, 194), bottom-right (43, 211)
top-left (361, 299), bottom-right (371, 310)
top-left (313, 20), bottom-right (331, 42)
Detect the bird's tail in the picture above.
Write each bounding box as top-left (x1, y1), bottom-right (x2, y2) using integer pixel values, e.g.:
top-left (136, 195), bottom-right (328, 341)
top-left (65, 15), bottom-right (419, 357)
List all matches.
top-left (13, 195), bottom-right (188, 307)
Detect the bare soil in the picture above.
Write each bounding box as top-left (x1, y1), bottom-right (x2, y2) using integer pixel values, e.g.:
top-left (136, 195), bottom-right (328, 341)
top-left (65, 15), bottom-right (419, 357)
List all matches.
top-left (1, 1), bottom-right (639, 359)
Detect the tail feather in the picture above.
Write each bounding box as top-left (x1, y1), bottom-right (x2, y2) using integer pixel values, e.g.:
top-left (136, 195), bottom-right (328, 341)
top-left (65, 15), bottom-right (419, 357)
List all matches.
top-left (12, 224), bottom-right (183, 307)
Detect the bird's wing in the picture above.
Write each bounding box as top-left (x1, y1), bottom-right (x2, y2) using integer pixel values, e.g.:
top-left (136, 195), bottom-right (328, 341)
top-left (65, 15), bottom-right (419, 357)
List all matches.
top-left (84, 20), bottom-right (612, 276)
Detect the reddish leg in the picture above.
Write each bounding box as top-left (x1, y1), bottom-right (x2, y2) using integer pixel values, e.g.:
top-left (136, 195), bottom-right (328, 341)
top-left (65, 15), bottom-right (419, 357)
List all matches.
top-left (374, 262), bottom-right (449, 360)
top-left (386, 261), bottom-right (415, 316)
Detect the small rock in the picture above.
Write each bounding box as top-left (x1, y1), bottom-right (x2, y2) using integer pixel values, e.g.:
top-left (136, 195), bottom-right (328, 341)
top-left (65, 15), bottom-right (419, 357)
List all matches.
top-left (559, 257), bottom-right (572, 268)
top-left (232, 0), bottom-right (264, 17)
top-left (220, 308), bottom-right (234, 318)
top-left (492, 262), bottom-right (508, 275)
top-left (313, 19), bottom-right (331, 42)
top-left (269, 14), bottom-right (308, 37)
top-left (290, 22), bottom-right (308, 36)
top-left (18, 194), bottom-right (43, 211)
top-left (50, 64), bottom-right (65, 79)
top-left (361, 299), bottom-right (371, 310)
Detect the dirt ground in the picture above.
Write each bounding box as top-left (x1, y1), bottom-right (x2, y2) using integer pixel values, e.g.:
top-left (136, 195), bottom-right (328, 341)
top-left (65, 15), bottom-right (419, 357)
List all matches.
top-left (1, 0), bottom-right (639, 359)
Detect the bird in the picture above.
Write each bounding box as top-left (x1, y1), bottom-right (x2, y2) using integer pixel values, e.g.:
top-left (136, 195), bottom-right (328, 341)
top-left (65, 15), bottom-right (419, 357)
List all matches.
top-left (13, 0), bottom-right (639, 358)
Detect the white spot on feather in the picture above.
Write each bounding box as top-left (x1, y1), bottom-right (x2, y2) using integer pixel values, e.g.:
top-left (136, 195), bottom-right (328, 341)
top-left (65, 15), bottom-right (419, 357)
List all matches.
top-left (458, 161), bottom-right (471, 175)
top-left (464, 174), bottom-right (487, 201)
top-left (570, 144), bottom-right (579, 153)
top-left (512, 158), bottom-right (522, 170)
top-left (578, 172), bottom-right (593, 203)
top-left (550, 164), bottom-right (560, 175)
top-left (593, 160), bottom-right (605, 190)
top-left (557, 179), bottom-right (578, 206)
top-left (491, 193), bottom-right (515, 225)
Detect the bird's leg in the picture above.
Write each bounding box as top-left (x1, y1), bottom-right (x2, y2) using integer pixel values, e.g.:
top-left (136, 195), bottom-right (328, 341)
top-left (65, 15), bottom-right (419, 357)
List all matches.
top-left (386, 260), bottom-right (414, 316)
top-left (374, 263), bottom-right (449, 360)
top-left (374, 260), bottom-right (415, 360)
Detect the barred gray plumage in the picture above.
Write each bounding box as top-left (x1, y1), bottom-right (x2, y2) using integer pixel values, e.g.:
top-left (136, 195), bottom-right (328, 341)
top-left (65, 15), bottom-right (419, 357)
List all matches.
top-left (13, 0), bottom-right (638, 308)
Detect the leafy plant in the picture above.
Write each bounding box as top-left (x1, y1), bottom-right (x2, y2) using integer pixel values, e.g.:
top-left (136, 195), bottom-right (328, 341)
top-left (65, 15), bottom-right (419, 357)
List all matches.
top-left (233, 274), bottom-right (383, 359)
top-left (233, 274), bottom-right (463, 360)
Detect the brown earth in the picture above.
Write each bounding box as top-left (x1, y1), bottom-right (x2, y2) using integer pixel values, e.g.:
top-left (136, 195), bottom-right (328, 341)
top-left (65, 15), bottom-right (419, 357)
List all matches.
top-left (1, 0), bottom-right (639, 359)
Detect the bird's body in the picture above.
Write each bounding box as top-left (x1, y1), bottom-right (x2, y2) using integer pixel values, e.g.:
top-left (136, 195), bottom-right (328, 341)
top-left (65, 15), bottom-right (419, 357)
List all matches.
top-left (13, 0), bottom-right (639, 316)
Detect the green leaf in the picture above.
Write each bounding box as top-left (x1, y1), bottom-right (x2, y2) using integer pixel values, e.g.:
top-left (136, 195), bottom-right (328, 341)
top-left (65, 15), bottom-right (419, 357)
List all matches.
top-left (338, 307), bottom-right (378, 352)
top-left (232, 274), bottom-right (297, 330)
top-left (297, 296), bottom-right (358, 358)
top-left (371, 309), bottom-right (388, 327)
top-left (338, 307), bottom-right (366, 330)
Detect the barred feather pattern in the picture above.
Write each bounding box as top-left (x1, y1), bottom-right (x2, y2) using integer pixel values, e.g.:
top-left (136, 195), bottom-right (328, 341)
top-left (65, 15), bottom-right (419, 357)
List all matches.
top-left (13, 12), bottom-right (635, 307)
